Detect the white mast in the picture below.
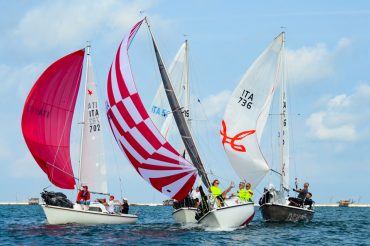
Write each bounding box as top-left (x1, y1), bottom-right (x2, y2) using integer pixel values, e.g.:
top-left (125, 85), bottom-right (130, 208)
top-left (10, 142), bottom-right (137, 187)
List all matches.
top-left (184, 40), bottom-right (191, 132)
top-left (279, 32), bottom-right (289, 193)
top-left (77, 43), bottom-right (90, 187)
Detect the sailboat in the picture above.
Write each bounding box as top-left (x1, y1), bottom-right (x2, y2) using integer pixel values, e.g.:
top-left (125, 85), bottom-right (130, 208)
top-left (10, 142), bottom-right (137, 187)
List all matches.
top-left (21, 45), bottom-right (138, 224)
top-left (149, 40), bottom-right (198, 224)
top-left (105, 18), bottom-right (255, 229)
top-left (221, 32), bottom-right (314, 222)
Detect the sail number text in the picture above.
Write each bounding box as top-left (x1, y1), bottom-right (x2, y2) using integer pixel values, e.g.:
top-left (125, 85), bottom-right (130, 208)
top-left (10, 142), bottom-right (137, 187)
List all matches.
top-left (88, 101), bottom-right (100, 132)
top-left (238, 89), bottom-right (254, 109)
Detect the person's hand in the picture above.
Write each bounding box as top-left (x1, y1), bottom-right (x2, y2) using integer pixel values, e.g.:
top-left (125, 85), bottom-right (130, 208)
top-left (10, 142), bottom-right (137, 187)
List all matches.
top-left (230, 181), bottom-right (235, 188)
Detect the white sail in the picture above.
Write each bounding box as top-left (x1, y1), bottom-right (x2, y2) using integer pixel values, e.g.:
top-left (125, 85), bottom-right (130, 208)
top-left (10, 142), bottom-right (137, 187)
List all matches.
top-left (221, 33), bottom-right (284, 187)
top-left (150, 41), bottom-right (189, 141)
top-left (79, 47), bottom-right (108, 193)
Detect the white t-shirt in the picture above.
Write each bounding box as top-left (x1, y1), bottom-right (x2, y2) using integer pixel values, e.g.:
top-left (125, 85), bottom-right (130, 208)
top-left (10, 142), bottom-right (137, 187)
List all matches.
top-left (107, 200), bottom-right (115, 213)
top-left (191, 190), bottom-right (201, 200)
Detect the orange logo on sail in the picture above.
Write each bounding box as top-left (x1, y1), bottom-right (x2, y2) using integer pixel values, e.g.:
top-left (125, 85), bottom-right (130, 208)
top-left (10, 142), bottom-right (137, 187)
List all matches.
top-left (220, 120), bottom-right (256, 152)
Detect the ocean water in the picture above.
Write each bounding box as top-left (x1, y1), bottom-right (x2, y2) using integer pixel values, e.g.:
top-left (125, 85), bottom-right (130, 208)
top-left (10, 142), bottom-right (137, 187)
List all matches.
top-left (1, 205), bottom-right (369, 245)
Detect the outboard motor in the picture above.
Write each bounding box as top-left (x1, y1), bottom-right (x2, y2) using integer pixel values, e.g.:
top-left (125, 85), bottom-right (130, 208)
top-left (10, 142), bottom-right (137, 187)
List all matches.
top-left (41, 190), bottom-right (74, 208)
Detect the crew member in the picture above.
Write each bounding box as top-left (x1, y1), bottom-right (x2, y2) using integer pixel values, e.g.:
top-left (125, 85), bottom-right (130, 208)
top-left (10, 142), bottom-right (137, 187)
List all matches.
top-left (121, 198), bottom-right (129, 214)
top-left (76, 185), bottom-right (90, 210)
top-left (105, 195), bottom-right (115, 214)
top-left (210, 179), bottom-right (234, 207)
top-left (245, 183), bottom-right (254, 202)
top-left (237, 182), bottom-right (247, 202)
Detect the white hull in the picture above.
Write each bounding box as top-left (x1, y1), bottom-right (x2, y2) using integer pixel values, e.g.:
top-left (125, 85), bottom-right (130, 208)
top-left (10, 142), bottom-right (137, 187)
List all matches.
top-left (41, 204), bottom-right (138, 225)
top-left (197, 200), bottom-right (255, 229)
top-left (172, 207), bottom-right (197, 224)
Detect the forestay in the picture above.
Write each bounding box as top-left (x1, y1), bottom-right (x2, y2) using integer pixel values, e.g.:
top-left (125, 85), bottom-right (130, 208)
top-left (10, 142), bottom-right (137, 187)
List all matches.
top-left (106, 19), bottom-right (197, 201)
top-left (79, 47), bottom-right (108, 194)
top-left (221, 34), bottom-right (284, 187)
top-left (21, 50), bottom-right (85, 189)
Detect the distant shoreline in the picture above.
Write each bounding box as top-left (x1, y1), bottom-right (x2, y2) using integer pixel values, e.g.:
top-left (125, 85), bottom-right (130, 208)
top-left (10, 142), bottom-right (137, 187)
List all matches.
top-left (1, 202), bottom-right (370, 207)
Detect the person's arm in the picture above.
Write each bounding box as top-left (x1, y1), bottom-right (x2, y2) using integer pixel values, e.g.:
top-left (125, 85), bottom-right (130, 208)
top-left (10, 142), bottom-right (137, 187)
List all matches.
top-left (222, 182), bottom-right (235, 196)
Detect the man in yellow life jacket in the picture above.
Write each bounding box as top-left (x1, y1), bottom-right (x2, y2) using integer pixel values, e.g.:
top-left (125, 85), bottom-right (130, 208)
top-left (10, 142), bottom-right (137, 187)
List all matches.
top-left (238, 182), bottom-right (247, 202)
top-left (210, 179), bottom-right (234, 207)
top-left (245, 183), bottom-right (254, 202)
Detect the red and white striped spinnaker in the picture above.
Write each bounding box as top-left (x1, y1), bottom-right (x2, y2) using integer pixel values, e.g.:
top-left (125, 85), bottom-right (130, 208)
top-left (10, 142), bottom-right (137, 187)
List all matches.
top-left (106, 19), bottom-right (197, 201)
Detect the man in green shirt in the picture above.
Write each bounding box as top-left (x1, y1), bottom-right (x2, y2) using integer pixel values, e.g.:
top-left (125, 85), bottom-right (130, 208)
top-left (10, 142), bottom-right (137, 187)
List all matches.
top-left (238, 182), bottom-right (247, 202)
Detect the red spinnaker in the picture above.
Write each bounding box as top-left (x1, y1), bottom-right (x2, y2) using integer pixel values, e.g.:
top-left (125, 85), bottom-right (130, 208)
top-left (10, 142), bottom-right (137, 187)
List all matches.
top-left (106, 20), bottom-right (197, 201)
top-left (21, 50), bottom-right (85, 189)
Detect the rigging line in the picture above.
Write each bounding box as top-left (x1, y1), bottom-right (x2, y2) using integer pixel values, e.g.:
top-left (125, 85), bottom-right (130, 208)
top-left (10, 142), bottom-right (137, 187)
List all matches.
top-left (270, 168), bottom-right (282, 176)
top-left (45, 161), bottom-right (79, 180)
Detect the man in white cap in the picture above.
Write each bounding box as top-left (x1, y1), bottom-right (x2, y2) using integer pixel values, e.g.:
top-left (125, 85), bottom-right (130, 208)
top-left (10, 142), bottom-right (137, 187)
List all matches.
top-left (121, 198), bottom-right (129, 214)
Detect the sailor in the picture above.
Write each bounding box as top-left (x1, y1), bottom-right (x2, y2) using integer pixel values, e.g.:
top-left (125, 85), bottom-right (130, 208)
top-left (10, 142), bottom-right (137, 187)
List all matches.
top-left (210, 179), bottom-right (234, 207)
top-left (289, 182), bottom-right (310, 207)
top-left (76, 185), bottom-right (90, 210)
top-left (245, 183), bottom-right (254, 202)
top-left (237, 182), bottom-right (247, 202)
top-left (106, 195), bottom-right (115, 214)
top-left (191, 186), bottom-right (201, 208)
top-left (121, 198), bottom-right (129, 214)
top-left (293, 182), bottom-right (309, 200)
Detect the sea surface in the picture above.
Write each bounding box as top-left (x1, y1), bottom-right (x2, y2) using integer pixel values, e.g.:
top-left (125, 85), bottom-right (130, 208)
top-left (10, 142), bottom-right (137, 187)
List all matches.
top-left (1, 205), bottom-right (369, 245)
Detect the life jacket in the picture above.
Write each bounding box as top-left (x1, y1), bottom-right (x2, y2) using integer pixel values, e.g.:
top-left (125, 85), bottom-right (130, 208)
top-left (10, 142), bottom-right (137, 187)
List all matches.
top-left (238, 188), bottom-right (247, 201)
top-left (245, 188), bottom-right (253, 201)
top-left (77, 189), bottom-right (90, 201)
top-left (210, 186), bottom-right (222, 198)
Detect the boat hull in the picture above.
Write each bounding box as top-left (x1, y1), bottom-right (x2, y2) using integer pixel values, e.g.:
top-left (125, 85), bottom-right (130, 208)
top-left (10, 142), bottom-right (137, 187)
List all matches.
top-left (260, 203), bottom-right (314, 222)
top-left (197, 202), bottom-right (255, 229)
top-left (172, 207), bottom-right (197, 224)
top-left (41, 205), bottom-right (138, 225)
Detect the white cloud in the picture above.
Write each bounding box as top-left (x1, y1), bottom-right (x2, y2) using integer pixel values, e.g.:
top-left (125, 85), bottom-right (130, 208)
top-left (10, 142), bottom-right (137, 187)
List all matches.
top-left (12, 0), bottom-right (159, 51)
top-left (327, 94), bottom-right (350, 110)
top-left (336, 37), bottom-right (352, 50)
top-left (11, 152), bottom-right (43, 178)
top-left (198, 90), bottom-right (231, 118)
top-left (306, 111), bottom-right (357, 141)
top-left (306, 83), bottom-right (370, 141)
top-left (286, 44), bottom-right (334, 84)
top-left (286, 37), bottom-right (352, 84)
top-left (0, 63), bottom-right (44, 98)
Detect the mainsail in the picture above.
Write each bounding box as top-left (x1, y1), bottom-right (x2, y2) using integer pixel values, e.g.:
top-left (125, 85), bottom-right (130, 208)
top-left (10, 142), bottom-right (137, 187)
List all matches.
top-left (106, 19), bottom-right (197, 200)
top-left (79, 46), bottom-right (108, 194)
top-left (21, 50), bottom-right (85, 189)
top-left (147, 21), bottom-right (211, 188)
top-left (221, 33), bottom-right (284, 187)
top-left (150, 41), bottom-right (189, 140)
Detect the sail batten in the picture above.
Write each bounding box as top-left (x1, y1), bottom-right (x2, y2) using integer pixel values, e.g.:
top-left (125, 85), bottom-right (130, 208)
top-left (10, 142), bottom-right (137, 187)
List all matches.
top-left (147, 23), bottom-right (210, 188)
top-left (106, 19), bottom-right (197, 201)
top-left (22, 49), bottom-right (85, 189)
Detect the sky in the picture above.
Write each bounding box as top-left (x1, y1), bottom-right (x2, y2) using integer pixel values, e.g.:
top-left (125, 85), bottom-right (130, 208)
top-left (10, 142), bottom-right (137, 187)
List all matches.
top-left (1, 0), bottom-right (370, 204)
